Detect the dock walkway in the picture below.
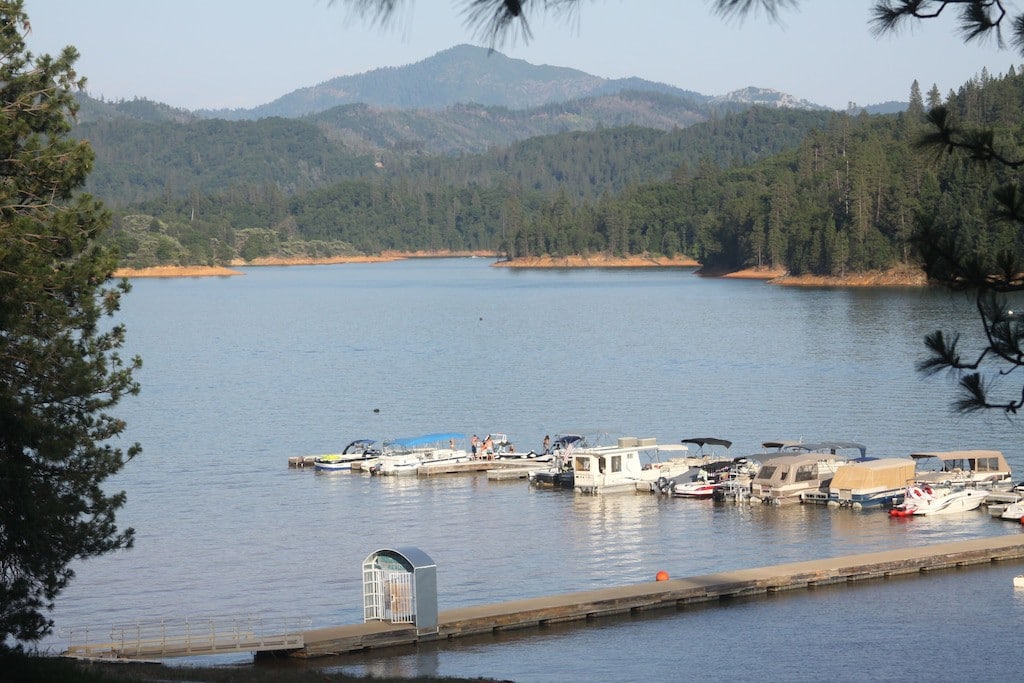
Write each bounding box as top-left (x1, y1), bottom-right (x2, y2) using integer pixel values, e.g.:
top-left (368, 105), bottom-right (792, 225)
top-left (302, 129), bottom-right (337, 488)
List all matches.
top-left (294, 534), bottom-right (1024, 658)
top-left (64, 535), bottom-right (1024, 660)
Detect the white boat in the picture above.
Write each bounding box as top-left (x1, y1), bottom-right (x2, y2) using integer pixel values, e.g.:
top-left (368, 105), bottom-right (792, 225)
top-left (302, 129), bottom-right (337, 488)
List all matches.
top-left (370, 432), bottom-right (470, 476)
top-left (670, 468), bottom-right (721, 498)
top-left (888, 482), bottom-right (988, 516)
top-left (1014, 575), bottom-right (1024, 589)
top-left (312, 439), bottom-right (381, 472)
top-left (572, 437), bottom-right (693, 494)
top-left (750, 441), bottom-right (866, 505)
top-left (657, 437), bottom-right (733, 497)
top-left (909, 449), bottom-right (1013, 489)
top-left (667, 439), bottom-right (735, 498)
top-left (1000, 501), bottom-right (1024, 521)
top-left (826, 457), bottom-right (917, 509)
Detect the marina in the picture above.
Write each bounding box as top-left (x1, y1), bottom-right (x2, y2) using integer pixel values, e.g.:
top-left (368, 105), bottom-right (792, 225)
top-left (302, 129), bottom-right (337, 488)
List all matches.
top-left (40, 260), bottom-right (1024, 681)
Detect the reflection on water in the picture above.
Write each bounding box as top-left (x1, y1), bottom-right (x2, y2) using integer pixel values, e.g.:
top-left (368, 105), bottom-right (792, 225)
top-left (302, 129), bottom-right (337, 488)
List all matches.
top-left (38, 260), bottom-right (1024, 680)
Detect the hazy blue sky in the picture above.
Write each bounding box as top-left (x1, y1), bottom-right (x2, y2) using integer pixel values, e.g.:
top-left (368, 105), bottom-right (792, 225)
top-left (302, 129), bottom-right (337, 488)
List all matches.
top-left (23, 1), bottom-right (1024, 111)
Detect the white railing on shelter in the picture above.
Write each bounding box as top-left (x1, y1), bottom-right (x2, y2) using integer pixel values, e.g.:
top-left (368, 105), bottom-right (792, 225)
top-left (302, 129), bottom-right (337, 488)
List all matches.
top-left (60, 613), bottom-right (310, 659)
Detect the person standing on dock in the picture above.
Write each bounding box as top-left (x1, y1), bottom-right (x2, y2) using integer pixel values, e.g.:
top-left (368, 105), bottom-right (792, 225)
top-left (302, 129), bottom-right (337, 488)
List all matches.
top-left (471, 434), bottom-right (480, 458)
top-left (543, 435), bottom-right (551, 454)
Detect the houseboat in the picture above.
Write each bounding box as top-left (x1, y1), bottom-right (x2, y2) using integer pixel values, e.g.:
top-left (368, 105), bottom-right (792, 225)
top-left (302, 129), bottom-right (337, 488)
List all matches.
top-left (572, 438), bottom-right (693, 494)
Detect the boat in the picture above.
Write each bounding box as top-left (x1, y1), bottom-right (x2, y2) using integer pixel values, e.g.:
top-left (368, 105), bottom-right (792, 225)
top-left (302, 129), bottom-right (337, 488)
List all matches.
top-left (370, 432), bottom-right (470, 476)
top-left (749, 441), bottom-right (866, 505)
top-left (1014, 575), bottom-right (1024, 589)
top-left (312, 439), bottom-right (381, 472)
top-left (888, 481), bottom-right (988, 516)
top-left (670, 468), bottom-right (722, 498)
top-left (652, 437), bottom-right (732, 497)
top-left (572, 437), bottom-right (694, 494)
top-left (649, 438), bottom-right (731, 495)
top-left (488, 433), bottom-right (547, 460)
top-left (528, 434), bottom-right (586, 488)
top-left (711, 457), bottom-right (761, 502)
top-left (670, 458), bottom-right (734, 499)
top-left (1000, 500), bottom-right (1024, 521)
top-left (909, 450), bottom-right (1013, 490)
top-left (826, 457), bottom-right (917, 509)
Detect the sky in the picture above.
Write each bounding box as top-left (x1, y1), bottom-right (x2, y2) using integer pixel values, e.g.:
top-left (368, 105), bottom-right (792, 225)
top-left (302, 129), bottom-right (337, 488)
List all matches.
top-left (22, 1), bottom-right (1024, 112)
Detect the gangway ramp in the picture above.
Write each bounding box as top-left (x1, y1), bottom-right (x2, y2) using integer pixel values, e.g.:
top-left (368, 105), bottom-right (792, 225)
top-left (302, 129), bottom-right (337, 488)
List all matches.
top-left (62, 614), bottom-right (309, 660)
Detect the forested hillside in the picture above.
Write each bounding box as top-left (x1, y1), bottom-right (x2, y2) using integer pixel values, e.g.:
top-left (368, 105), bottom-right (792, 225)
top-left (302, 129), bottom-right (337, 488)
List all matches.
top-left (550, 68), bottom-right (1022, 276)
top-left (92, 60), bottom-right (1020, 275)
top-left (98, 106), bottom-right (834, 266)
top-left (76, 88), bottom-right (789, 205)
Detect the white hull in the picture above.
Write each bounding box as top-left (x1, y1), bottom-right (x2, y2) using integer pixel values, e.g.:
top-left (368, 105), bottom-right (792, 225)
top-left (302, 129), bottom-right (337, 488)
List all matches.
top-left (908, 487), bottom-right (987, 515)
top-left (374, 449), bottom-right (470, 475)
top-left (1001, 501), bottom-right (1024, 521)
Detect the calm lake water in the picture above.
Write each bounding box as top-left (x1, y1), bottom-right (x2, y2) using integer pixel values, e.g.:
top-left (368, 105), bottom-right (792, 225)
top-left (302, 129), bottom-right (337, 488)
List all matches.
top-left (39, 259), bottom-right (1024, 681)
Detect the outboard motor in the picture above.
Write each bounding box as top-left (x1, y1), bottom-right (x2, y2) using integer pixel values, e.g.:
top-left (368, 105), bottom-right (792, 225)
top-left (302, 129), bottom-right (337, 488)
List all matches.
top-left (655, 476), bottom-right (671, 495)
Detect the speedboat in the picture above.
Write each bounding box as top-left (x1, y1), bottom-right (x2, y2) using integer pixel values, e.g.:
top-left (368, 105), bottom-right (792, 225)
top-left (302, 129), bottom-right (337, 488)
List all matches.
top-left (670, 469), bottom-right (720, 498)
top-left (663, 437), bottom-right (733, 498)
top-left (312, 439), bottom-right (381, 472)
top-left (888, 482), bottom-right (988, 516)
top-left (1000, 501), bottom-right (1024, 521)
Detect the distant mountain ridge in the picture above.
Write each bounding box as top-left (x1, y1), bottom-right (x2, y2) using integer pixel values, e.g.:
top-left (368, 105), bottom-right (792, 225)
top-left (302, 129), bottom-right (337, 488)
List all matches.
top-left (76, 43), bottom-right (908, 128)
top-left (193, 44), bottom-right (842, 120)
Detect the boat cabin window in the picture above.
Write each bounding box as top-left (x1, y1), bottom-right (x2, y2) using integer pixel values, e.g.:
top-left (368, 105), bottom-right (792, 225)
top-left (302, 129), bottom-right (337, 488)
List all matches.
top-left (610, 455), bottom-right (622, 473)
top-left (575, 457), bottom-right (590, 471)
top-left (973, 457), bottom-right (1001, 472)
top-left (756, 466), bottom-right (776, 480)
top-left (795, 464), bottom-right (817, 482)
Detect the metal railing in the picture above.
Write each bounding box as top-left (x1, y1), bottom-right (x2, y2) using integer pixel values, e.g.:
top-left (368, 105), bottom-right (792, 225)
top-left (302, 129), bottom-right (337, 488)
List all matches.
top-left (60, 614), bottom-right (310, 659)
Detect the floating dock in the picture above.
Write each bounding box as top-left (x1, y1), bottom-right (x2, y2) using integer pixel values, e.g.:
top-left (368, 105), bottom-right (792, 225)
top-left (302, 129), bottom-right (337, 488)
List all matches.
top-left (291, 534), bottom-right (1024, 658)
top-left (289, 456), bottom-right (544, 477)
top-left (65, 534), bottom-right (1024, 661)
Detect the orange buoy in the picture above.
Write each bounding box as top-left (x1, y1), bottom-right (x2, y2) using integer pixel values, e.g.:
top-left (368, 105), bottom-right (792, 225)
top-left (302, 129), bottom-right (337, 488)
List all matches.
top-left (656, 570), bottom-right (669, 581)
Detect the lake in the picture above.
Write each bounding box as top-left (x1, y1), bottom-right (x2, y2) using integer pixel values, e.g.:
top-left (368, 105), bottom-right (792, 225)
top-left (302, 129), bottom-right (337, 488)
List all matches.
top-left (40, 259), bottom-right (1024, 682)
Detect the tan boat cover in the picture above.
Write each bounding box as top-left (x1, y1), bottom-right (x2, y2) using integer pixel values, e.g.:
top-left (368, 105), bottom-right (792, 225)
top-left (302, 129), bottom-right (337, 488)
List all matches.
top-left (830, 458), bottom-right (916, 490)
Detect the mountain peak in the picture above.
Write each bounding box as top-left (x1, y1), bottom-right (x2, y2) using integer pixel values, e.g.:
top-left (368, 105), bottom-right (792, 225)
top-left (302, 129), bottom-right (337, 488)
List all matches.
top-left (713, 86), bottom-right (828, 110)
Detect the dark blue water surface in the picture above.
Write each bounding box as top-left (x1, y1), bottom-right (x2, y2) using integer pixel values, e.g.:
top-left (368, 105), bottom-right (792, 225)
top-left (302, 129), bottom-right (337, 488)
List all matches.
top-left (41, 259), bottom-right (1024, 681)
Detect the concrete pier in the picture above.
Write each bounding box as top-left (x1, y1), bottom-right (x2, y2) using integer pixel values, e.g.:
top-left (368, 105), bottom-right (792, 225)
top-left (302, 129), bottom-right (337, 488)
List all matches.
top-left (292, 534), bottom-right (1024, 658)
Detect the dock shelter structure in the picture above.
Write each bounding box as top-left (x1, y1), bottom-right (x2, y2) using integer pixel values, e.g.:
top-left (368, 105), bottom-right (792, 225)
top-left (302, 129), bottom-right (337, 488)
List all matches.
top-left (362, 547), bottom-right (438, 635)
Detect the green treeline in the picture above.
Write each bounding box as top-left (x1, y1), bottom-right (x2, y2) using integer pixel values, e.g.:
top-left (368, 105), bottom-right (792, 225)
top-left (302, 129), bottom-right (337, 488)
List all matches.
top-left (96, 68), bottom-right (1023, 272)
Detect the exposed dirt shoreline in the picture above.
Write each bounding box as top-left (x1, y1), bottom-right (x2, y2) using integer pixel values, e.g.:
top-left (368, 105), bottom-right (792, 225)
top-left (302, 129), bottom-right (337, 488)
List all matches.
top-left (113, 254), bottom-right (927, 287)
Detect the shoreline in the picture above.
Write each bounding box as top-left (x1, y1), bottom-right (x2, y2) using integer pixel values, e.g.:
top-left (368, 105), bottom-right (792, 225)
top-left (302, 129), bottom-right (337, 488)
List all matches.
top-left (490, 254), bottom-right (700, 269)
top-left (112, 255), bottom-right (927, 287)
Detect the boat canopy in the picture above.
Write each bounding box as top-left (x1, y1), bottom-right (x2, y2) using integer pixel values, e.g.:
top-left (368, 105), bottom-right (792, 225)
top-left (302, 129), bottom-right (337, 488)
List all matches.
top-left (387, 432), bottom-right (466, 448)
top-left (909, 450), bottom-right (1009, 472)
top-left (829, 458), bottom-right (916, 490)
top-left (794, 441), bottom-right (867, 458)
top-left (762, 440), bottom-right (804, 450)
top-left (342, 439), bottom-right (378, 454)
top-left (681, 437), bottom-right (733, 449)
